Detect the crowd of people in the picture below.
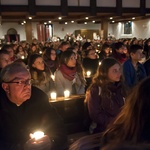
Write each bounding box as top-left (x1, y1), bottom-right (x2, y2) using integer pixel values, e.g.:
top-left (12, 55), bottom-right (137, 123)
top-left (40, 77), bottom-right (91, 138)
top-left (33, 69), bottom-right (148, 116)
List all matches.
top-left (1, 36), bottom-right (150, 149)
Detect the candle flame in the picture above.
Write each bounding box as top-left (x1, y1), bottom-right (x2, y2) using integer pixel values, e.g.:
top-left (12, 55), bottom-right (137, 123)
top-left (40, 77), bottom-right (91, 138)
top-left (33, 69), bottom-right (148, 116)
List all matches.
top-left (31, 131), bottom-right (44, 140)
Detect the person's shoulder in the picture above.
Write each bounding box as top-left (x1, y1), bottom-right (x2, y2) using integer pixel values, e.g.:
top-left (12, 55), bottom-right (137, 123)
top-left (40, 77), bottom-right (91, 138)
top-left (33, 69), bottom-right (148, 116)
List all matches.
top-left (55, 69), bottom-right (63, 77)
top-left (137, 61), bottom-right (145, 67)
top-left (82, 57), bottom-right (90, 62)
top-left (123, 58), bottom-right (132, 66)
top-left (31, 86), bottom-right (48, 100)
top-left (144, 58), bottom-right (150, 66)
top-left (89, 84), bottom-right (100, 93)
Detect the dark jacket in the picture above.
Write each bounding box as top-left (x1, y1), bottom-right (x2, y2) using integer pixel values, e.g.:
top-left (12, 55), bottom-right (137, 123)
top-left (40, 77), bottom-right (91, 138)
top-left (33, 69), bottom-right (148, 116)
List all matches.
top-left (0, 85), bottom-right (67, 150)
top-left (87, 83), bottom-right (124, 133)
top-left (143, 58), bottom-right (150, 76)
top-left (82, 58), bottom-right (99, 76)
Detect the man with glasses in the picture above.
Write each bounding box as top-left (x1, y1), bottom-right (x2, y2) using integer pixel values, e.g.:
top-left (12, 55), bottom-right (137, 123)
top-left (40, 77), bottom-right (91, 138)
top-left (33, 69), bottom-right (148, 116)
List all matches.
top-left (0, 62), bottom-right (67, 150)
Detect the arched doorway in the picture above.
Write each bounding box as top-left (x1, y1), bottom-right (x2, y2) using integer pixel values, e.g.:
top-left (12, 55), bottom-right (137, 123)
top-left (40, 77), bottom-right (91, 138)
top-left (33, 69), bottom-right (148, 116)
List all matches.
top-left (5, 28), bottom-right (20, 43)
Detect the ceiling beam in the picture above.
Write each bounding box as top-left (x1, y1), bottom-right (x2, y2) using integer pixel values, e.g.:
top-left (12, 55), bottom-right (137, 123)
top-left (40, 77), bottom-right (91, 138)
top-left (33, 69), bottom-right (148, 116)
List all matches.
top-left (116, 0), bottom-right (122, 16)
top-left (0, 4), bottom-right (149, 23)
top-left (140, 0), bottom-right (146, 16)
top-left (28, 0), bottom-right (36, 16)
top-left (61, 0), bottom-right (68, 16)
top-left (90, 0), bottom-right (96, 16)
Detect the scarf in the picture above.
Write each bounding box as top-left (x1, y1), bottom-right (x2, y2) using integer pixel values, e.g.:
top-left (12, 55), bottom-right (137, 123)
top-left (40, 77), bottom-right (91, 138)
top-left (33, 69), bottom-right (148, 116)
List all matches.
top-left (59, 64), bottom-right (76, 81)
top-left (113, 52), bottom-right (127, 64)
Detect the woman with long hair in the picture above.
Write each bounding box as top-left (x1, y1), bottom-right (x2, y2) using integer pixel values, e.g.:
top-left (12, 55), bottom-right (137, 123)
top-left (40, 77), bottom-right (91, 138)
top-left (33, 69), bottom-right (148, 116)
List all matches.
top-left (55, 50), bottom-right (86, 96)
top-left (102, 76), bottom-right (150, 147)
top-left (99, 43), bottom-right (111, 61)
top-left (43, 47), bottom-right (58, 74)
top-left (28, 54), bottom-right (55, 95)
top-left (86, 57), bottom-right (126, 134)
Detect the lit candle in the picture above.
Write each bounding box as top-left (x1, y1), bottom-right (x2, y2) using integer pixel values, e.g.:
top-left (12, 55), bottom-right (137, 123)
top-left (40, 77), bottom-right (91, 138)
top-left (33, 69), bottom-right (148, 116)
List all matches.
top-left (99, 62), bottom-right (101, 65)
top-left (50, 92), bottom-right (57, 100)
top-left (51, 75), bottom-right (55, 81)
top-left (31, 131), bottom-right (44, 140)
top-left (64, 90), bottom-right (70, 98)
top-left (39, 51), bottom-right (42, 54)
top-left (86, 71), bottom-right (91, 77)
top-left (21, 56), bottom-right (25, 59)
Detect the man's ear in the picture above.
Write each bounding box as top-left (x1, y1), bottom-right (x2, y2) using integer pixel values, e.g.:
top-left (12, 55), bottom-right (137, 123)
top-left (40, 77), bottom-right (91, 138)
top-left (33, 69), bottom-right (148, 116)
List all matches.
top-left (2, 83), bottom-right (9, 93)
top-left (130, 52), bottom-right (134, 57)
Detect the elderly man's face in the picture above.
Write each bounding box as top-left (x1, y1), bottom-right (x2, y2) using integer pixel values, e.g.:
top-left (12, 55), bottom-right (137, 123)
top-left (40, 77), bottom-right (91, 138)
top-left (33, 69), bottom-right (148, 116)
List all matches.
top-left (2, 71), bottom-right (32, 106)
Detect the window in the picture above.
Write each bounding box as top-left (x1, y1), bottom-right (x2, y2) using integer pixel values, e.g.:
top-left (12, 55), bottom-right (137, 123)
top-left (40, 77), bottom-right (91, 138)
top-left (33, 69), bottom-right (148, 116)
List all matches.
top-left (124, 22), bottom-right (132, 34)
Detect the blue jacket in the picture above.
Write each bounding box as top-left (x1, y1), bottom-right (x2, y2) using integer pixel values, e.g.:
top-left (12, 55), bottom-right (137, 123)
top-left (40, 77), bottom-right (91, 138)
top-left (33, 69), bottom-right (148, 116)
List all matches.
top-left (123, 58), bottom-right (147, 88)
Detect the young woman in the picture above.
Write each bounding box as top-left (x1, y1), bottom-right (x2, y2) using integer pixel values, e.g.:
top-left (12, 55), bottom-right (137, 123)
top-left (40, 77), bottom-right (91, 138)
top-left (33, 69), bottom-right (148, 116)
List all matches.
top-left (101, 77), bottom-right (150, 147)
top-left (16, 45), bottom-right (28, 59)
top-left (86, 58), bottom-right (126, 133)
top-left (55, 50), bottom-right (86, 96)
top-left (43, 47), bottom-right (58, 74)
top-left (28, 54), bottom-right (55, 95)
top-left (99, 43), bottom-right (111, 61)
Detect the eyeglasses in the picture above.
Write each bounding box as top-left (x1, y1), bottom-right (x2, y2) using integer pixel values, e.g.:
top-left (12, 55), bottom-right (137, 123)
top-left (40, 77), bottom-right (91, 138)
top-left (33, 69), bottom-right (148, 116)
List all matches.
top-left (4, 79), bottom-right (33, 86)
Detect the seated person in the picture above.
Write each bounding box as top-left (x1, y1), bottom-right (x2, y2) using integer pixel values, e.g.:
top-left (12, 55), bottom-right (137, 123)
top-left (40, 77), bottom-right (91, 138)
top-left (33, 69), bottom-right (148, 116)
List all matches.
top-left (43, 47), bottom-right (58, 74)
top-left (55, 50), bottom-right (86, 96)
top-left (111, 42), bottom-right (128, 64)
top-left (28, 54), bottom-right (55, 96)
top-left (99, 43), bottom-right (111, 61)
top-left (0, 50), bottom-right (11, 72)
top-left (101, 77), bottom-right (150, 148)
top-left (0, 62), bottom-right (67, 150)
top-left (82, 48), bottom-right (99, 90)
top-left (82, 48), bottom-right (99, 76)
top-left (1, 44), bottom-right (17, 62)
top-left (123, 44), bottom-right (147, 89)
top-left (86, 58), bottom-right (125, 134)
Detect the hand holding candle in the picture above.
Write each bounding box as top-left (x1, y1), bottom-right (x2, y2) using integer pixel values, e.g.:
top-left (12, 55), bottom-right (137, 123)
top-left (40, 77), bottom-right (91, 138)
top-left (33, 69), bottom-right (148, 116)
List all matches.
top-left (24, 131), bottom-right (52, 150)
top-left (30, 131), bottom-right (44, 140)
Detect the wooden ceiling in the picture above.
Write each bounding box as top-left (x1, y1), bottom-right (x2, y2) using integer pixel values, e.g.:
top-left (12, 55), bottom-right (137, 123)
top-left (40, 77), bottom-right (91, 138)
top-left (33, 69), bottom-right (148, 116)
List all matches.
top-left (0, 0), bottom-right (150, 24)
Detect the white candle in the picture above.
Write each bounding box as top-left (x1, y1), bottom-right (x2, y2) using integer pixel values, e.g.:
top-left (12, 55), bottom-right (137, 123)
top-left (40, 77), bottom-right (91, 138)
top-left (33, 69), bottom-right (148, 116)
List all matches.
top-left (64, 90), bottom-right (70, 98)
top-left (51, 75), bottom-right (55, 81)
top-left (50, 92), bottom-right (57, 100)
top-left (99, 62), bottom-right (101, 65)
top-left (31, 131), bottom-right (44, 140)
top-left (86, 71), bottom-right (91, 77)
top-left (21, 56), bottom-right (25, 59)
top-left (39, 51), bottom-right (42, 54)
